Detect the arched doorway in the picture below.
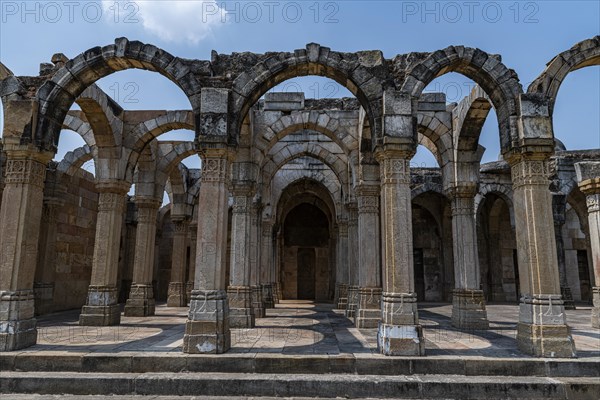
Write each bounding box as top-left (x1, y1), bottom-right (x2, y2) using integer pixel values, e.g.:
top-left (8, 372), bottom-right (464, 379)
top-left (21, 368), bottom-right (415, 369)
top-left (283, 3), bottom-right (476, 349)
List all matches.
top-left (282, 203), bottom-right (331, 301)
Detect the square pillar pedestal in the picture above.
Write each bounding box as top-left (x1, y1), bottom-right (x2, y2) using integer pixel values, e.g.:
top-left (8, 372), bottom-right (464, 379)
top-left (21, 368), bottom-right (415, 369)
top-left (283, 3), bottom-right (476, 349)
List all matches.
top-left (227, 286), bottom-right (255, 328)
top-left (517, 294), bottom-right (576, 358)
top-left (345, 286), bottom-right (359, 318)
top-left (124, 284), bottom-right (155, 317)
top-left (377, 292), bottom-right (424, 356)
top-left (79, 286), bottom-right (120, 326)
top-left (355, 287), bottom-right (381, 328)
top-left (0, 290), bottom-right (37, 351)
top-left (167, 282), bottom-right (186, 307)
top-left (183, 290), bottom-right (231, 354)
top-left (452, 289), bottom-right (489, 330)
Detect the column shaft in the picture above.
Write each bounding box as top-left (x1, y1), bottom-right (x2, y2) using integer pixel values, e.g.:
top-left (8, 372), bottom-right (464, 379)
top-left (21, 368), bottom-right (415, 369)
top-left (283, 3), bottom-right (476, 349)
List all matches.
top-left (80, 182), bottom-right (129, 326)
top-left (0, 156), bottom-right (48, 351)
top-left (335, 221), bottom-right (349, 310)
top-left (345, 203), bottom-right (359, 318)
top-left (377, 154), bottom-right (424, 355)
top-left (449, 188), bottom-right (489, 330)
top-left (167, 219), bottom-right (189, 307)
top-left (355, 185), bottom-right (382, 328)
top-left (183, 152), bottom-right (231, 354)
top-left (585, 194), bottom-right (600, 328)
top-left (260, 221), bottom-right (274, 309)
top-left (511, 156), bottom-right (576, 357)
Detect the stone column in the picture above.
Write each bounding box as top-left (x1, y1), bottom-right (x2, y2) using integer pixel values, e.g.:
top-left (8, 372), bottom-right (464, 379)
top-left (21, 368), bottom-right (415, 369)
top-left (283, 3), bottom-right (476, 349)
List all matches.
top-left (575, 162), bottom-right (600, 328)
top-left (336, 219), bottom-right (349, 310)
top-left (375, 149), bottom-right (424, 355)
top-left (355, 184), bottom-right (382, 328)
top-left (260, 221), bottom-right (274, 309)
top-left (509, 153), bottom-right (576, 357)
top-left (183, 149), bottom-right (232, 354)
top-left (0, 151), bottom-right (50, 351)
top-left (124, 197), bottom-right (160, 316)
top-left (552, 195), bottom-right (575, 310)
top-left (345, 202), bottom-right (359, 318)
top-left (167, 218), bottom-right (189, 307)
top-left (447, 184), bottom-right (489, 330)
top-left (33, 195), bottom-right (64, 316)
top-left (249, 202), bottom-right (264, 318)
top-left (227, 187), bottom-right (255, 328)
top-left (79, 181), bottom-right (129, 326)
top-left (186, 222), bottom-right (198, 304)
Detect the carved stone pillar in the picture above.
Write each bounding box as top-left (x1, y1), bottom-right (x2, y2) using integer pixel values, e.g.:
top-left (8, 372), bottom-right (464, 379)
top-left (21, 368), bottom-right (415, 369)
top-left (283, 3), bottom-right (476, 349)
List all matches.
top-left (447, 184), bottom-right (489, 330)
top-left (0, 152), bottom-right (50, 351)
top-left (79, 181), bottom-right (129, 326)
top-left (183, 148), bottom-right (232, 354)
top-left (552, 195), bottom-right (575, 310)
top-left (167, 218), bottom-right (189, 307)
top-left (249, 202), bottom-right (264, 318)
top-left (335, 219), bottom-right (349, 310)
top-left (345, 202), bottom-right (359, 318)
top-left (355, 184), bottom-right (382, 328)
top-left (375, 150), bottom-right (424, 355)
top-left (509, 153), bottom-right (576, 357)
top-left (227, 187), bottom-right (255, 328)
top-left (575, 162), bottom-right (600, 328)
top-left (124, 197), bottom-right (160, 317)
top-left (186, 222), bottom-right (197, 304)
top-left (34, 193), bottom-right (64, 316)
top-left (260, 221), bottom-right (274, 309)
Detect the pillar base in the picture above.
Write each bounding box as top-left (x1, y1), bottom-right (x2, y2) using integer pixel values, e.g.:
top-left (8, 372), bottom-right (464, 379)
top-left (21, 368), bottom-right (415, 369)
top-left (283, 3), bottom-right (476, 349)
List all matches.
top-left (345, 285), bottom-right (359, 319)
top-left (167, 282), bottom-right (186, 307)
top-left (378, 322), bottom-right (424, 356)
top-left (355, 287), bottom-right (382, 328)
top-left (33, 282), bottom-right (55, 316)
top-left (124, 284), bottom-right (155, 317)
top-left (0, 290), bottom-right (37, 351)
top-left (183, 290), bottom-right (231, 354)
top-left (262, 283), bottom-right (274, 309)
top-left (561, 286), bottom-right (576, 310)
top-left (273, 282), bottom-right (282, 303)
top-left (227, 286), bottom-right (255, 328)
top-left (336, 283), bottom-right (348, 310)
top-left (517, 294), bottom-right (576, 358)
top-left (591, 287), bottom-right (599, 328)
top-left (251, 285), bottom-right (265, 318)
top-left (452, 289), bottom-right (489, 330)
top-left (79, 286), bottom-right (120, 326)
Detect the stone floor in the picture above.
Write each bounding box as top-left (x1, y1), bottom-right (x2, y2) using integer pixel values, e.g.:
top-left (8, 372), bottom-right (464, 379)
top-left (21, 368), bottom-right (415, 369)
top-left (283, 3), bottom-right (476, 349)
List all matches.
top-left (26, 301), bottom-right (599, 358)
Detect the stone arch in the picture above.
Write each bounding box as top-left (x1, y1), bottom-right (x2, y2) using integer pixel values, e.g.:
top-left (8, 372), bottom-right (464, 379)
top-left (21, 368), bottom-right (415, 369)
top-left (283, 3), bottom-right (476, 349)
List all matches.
top-left (528, 36), bottom-right (600, 114)
top-left (269, 165), bottom-right (343, 219)
top-left (258, 110), bottom-right (359, 156)
top-left (35, 38), bottom-right (201, 151)
top-left (62, 112), bottom-right (96, 148)
top-left (454, 85), bottom-right (493, 153)
top-left (276, 178), bottom-right (337, 229)
top-left (126, 110), bottom-right (195, 154)
top-left (57, 145), bottom-right (93, 176)
top-left (231, 43), bottom-right (386, 144)
top-left (75, 84), bottom-right (123, 148)
top-left (401, 46), bottom-right (522, 152)
top-left (261, 142), bottom-right (349, 190)
top-left (417, 110), bottom-right (453, 166)
top-left (411, 182), bottom-right (445, 200)
top-left (475, 183), bottom-right (515, 225)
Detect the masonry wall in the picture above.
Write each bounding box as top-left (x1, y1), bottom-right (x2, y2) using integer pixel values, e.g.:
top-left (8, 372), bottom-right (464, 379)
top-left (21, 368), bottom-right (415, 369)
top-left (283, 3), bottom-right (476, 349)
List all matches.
top-left (51, 170), bottom-right (98, 312)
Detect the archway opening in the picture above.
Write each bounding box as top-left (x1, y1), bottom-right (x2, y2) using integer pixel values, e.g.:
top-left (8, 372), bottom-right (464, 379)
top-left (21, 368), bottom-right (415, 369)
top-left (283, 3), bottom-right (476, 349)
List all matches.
top-left (282, 202), bottom-right (331, 301)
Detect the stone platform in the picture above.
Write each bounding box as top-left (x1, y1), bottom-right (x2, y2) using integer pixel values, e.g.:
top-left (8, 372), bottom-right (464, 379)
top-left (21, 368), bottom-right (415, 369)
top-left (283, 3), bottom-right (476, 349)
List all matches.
top-left (1, 301), bottom-right (599, 398)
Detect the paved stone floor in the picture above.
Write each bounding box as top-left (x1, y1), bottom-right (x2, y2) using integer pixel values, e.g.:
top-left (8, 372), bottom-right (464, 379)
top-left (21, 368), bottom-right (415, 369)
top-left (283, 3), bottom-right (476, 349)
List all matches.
top-left (26, 301), bottom-right (599, 358)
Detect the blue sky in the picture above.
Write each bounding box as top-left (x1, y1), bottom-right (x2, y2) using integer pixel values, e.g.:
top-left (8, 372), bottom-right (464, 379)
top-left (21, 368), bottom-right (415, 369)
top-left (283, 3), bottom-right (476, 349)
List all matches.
top-left (1, 0), bottom-right (599, 170)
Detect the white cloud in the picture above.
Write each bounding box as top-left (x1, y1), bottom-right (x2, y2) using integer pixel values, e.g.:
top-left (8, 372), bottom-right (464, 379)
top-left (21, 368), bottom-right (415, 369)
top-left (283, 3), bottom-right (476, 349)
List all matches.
top-left (102, 1), bottom-right (227, 44)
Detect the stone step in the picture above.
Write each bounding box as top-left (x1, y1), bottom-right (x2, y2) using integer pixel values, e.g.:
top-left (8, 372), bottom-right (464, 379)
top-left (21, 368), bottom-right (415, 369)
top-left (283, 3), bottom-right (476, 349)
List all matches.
top-left (1, 353), bottom-right (599, 378)
top-left (1, 371), bottom-right (598, 399)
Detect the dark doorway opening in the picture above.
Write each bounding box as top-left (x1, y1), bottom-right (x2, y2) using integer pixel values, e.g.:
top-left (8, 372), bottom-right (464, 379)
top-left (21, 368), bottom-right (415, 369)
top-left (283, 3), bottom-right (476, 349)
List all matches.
top-left (297, 248), bottom-right (316, 299)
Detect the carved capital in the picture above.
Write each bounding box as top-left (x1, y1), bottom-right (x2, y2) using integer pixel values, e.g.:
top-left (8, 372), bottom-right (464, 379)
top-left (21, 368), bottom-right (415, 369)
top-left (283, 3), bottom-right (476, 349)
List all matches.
top-left (379, 157), bottom-right (411, 185)
top-left (586, 194), bottom-right (600, 213)
top-left (510, 159), bottom-right (551, 189)
top-left (201, 156), bottom-right (229, 184)
top-left (4, 158), bottom-right (47, 188)
top-left (357, 194), bottom-right (379, 214)
top-left (232, 195), bottom-right (249, 213)
top-left (97, 192), bottom-right (126, 213)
